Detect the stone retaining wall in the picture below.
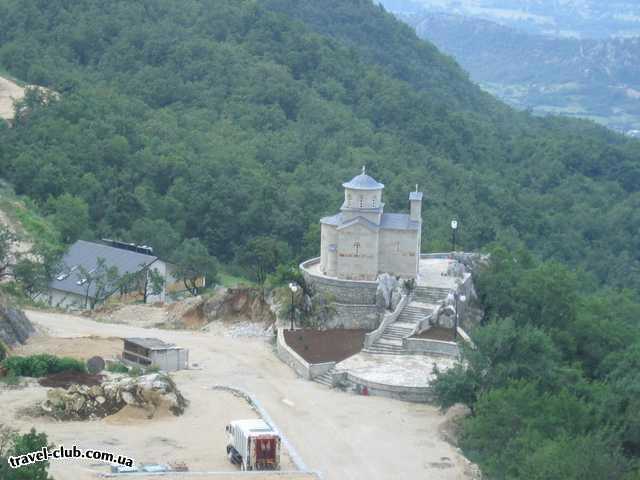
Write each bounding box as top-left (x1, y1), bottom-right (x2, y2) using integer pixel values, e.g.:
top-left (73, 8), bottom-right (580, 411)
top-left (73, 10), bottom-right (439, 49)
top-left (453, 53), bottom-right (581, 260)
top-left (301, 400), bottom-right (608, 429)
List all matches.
top-left (301, 258), bottom-right (378, 305)
top-left (301, 258), bottom-right (382, 329)
top-left (338, 372), bottom-right (434, 403)
top-left (403, 337), bottom-right (460, 357)
top-left (276, 328), bottom-right (336, 380)
top-left (329, 304), bottom-right (381, 330)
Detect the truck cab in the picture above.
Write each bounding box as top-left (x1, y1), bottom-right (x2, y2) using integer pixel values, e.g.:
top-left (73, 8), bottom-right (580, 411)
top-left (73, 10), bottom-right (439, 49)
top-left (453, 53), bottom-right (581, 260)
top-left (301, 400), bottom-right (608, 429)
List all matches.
top-left (226, 419), bottom-right (281, 471)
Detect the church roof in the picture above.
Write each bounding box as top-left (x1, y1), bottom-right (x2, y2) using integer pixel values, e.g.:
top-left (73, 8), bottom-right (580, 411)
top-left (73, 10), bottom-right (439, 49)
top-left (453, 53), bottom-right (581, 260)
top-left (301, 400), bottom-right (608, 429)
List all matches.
top-left (320, 212), bottom-right (419, 231)
top-left (342, 167), bottom-right (384, 191)
top-left (380, 213), bottom-right (420, 231)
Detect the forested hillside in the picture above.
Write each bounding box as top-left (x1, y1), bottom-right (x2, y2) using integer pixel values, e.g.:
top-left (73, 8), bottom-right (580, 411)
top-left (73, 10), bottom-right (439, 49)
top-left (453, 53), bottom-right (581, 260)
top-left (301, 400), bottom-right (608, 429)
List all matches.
top-left (1, 1), bottom-right (640, 477)
top-left (0, 0), bottom-right (639, 294)
top-left (399, 11), bottom-right (640, 134)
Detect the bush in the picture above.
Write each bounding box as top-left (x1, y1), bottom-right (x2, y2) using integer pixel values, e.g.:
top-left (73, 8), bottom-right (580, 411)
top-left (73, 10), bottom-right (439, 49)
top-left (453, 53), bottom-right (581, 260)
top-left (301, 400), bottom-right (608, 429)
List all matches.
top-left (106, 362), bottom-right (129, 374)
top-left (1, 354), bottom-right (86, 377)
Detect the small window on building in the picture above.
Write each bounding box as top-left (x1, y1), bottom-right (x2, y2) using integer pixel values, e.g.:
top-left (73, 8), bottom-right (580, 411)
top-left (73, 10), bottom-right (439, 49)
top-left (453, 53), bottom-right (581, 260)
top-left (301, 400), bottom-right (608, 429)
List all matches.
top-left (347, 193), bottom-right (352, 207)
top-left (354, 240), bottom-right (361, 257)
top-left (371, 198), bottom-right (376, 208)
top-left (359, 196), bottom-right (364, 208)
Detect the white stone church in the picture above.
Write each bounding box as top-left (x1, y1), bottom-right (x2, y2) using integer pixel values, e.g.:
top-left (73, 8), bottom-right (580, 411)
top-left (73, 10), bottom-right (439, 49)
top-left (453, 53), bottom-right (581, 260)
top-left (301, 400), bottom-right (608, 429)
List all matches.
top-left (319, 168), bottom-right (423, 281)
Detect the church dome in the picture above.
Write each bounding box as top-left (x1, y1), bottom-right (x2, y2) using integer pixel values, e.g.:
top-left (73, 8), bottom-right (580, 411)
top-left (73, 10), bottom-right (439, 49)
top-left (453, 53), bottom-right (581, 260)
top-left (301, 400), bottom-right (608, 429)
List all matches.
top-left (342, 167), bottom-right (384, 191)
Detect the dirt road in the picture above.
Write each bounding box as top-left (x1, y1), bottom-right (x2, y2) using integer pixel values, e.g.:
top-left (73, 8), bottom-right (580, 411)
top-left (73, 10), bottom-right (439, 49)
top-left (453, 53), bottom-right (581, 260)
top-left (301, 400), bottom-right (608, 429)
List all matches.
top-left (13, 309), bottom-right (475, 480)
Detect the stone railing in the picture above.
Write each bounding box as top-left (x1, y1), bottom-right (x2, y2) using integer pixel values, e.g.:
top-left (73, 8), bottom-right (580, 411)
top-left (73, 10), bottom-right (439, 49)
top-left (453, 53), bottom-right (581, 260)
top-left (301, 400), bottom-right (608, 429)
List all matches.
top-left (363, 294), bottom-right (409, 348)
top-left (276, 328), bottom-right (336, 380)
top-left (403, 337), bottom-right (459, 357)
top-left (403, 326), bottom-right (473, 358)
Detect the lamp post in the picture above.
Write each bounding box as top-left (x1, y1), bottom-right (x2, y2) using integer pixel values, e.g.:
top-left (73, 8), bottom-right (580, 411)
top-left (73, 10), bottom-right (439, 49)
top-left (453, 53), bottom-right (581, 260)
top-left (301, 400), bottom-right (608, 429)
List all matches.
top-left (451, 219), bottom-right (458, 252)
top-left (288, 282), bottom-right (299, 331)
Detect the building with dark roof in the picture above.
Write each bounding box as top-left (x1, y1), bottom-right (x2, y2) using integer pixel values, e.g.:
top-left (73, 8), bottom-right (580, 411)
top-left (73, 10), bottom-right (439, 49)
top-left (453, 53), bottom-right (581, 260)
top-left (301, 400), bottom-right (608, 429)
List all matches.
top-left (47, 240), bottom-right (179, 309)
top-left (319, 167), bottom-right (423, 280)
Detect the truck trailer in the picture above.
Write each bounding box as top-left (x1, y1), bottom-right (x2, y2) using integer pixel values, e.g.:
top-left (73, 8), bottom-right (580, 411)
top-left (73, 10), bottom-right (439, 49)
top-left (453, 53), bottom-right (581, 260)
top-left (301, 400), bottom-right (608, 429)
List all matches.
top-left (225, 419), bottom-right (281, 471)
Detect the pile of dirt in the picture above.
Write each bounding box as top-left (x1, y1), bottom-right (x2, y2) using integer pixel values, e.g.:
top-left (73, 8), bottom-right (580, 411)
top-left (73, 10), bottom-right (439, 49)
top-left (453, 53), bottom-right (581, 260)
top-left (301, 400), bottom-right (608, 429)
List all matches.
top-left (202, 287), bottom-right (276, 324)
top-left (165, 296), bottom-right (207, 329)
top-left (284, 329), bottom-right (370, 363)
top-left (39, 371), bottom-right (103, 388)
top-left (40, 373), bottom-right (188, 421)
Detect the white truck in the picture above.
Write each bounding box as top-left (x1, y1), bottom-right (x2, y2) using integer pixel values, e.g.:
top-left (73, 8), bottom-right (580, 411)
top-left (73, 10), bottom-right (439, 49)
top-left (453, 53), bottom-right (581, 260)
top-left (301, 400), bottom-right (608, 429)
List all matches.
top-left (225, 419), bottom-right (281, 471)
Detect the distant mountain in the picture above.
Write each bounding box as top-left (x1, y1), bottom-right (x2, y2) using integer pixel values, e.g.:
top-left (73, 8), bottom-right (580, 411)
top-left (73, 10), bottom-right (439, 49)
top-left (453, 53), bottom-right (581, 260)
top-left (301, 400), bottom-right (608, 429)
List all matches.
top-left (379, 0), bottom-right (640, 38)
top-left (390, 10), bottom-right (640, 134)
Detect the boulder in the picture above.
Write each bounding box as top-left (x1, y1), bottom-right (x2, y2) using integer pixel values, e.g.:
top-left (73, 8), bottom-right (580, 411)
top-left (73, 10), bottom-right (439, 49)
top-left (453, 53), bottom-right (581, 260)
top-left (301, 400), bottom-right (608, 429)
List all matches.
top-left (376, 274), bottom-right (400, 310)
top-left (0, 294), bottom-right (35, 347)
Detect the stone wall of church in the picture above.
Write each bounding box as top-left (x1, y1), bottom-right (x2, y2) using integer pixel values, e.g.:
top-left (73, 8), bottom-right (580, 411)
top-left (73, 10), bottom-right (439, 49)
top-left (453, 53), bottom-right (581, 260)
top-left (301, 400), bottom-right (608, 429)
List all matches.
top-left (336, 223), bottom-right (379, 281)
top-left (378, 229), bottom-right (419, 278)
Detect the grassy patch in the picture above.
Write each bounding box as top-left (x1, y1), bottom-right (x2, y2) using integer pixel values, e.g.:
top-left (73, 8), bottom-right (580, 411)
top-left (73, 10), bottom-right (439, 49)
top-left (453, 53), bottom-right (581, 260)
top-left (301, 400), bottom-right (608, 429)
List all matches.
top-left (2, 354), bottom-right (86, 377)
top-left (217, 269), bottom-right (255, 288)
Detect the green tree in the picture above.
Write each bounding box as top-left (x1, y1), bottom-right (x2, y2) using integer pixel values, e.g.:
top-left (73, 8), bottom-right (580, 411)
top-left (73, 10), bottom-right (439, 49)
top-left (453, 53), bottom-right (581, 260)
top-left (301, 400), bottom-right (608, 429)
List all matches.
top-left (432, 318), bottom-right (564, 411)
top-left (172, 239), bottom-right (217, 296)
top-left (76, 257), bottom-right (120, 310)
top-left (0, 225), bottom-right (17, 280)
top-left (238, 236), bottom-right (290, 286)
top-left (0, 427), bottom-right (53, 480)
top-left (46, 194), bottom-right (89, 244)
top-left (12, 258), bottom-right (48, 299)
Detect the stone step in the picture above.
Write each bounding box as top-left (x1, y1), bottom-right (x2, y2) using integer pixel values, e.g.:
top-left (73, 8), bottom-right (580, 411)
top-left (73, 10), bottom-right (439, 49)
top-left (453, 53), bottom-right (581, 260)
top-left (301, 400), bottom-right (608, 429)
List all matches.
top-left (386, 327), bottom-right (414, 334)
top-left (377, 338), bottom-right (403, 347)
top-left (393, 321), bottom-right (419, 329)
top-left (363, 346), bottom-right (405, 355)
top-left (313, 371), bottom-right (334, 387)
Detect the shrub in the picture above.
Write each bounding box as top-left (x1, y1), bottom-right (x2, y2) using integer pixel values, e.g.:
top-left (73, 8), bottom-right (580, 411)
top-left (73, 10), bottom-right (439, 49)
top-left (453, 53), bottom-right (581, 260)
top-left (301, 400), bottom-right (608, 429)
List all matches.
top-left (106, 362), bottom-right (129, 374)
top-left (1, 354), bottom-right (86, 377)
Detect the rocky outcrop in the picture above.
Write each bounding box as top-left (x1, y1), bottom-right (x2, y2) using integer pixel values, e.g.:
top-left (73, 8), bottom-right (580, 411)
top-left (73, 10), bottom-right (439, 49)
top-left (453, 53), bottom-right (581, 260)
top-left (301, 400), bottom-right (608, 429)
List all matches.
top-left (40, 373), bottom-right (187, 420)
top-left (375, 274), bottom-right (403, 311)
top-left (203, 287), bottom-right (276, 324)
top-left (0, 294), bottom-right (34, 348)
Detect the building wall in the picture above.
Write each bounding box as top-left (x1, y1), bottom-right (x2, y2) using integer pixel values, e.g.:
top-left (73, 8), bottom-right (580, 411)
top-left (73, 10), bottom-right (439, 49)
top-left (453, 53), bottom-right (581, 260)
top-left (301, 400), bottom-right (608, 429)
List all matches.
top-left (344, 188), bottom-right (382, 210)
top-left (320, 223), bottom-right (338, 277)
top-left (378, 229), bottom-right (419, 278)
top-left (337, 223), bottom-right (379, 281)
top-left (148, 348), bottom-right (188, 372)
top-left (48, 289), bottom-right (86, 310)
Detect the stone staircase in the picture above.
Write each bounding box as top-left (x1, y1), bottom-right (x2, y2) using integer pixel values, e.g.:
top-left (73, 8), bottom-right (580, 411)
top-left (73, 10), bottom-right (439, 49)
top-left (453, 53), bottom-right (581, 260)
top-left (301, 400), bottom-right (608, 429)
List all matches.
top-left (362, 286), bottom-right (451, 356)
top-left (313, 369), bottom-right (335, 387)
top-left (363, 303), bottom-right (434, 355)
top-left (413, 286), bottom-right (451, 305)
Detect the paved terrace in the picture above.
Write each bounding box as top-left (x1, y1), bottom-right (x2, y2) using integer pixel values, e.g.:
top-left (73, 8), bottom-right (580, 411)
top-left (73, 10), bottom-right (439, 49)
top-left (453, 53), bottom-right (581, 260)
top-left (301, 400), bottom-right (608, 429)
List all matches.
top-left (326, 255), bottom-right (468, 397)
top-left (306, 256), bottom-right (469, 288)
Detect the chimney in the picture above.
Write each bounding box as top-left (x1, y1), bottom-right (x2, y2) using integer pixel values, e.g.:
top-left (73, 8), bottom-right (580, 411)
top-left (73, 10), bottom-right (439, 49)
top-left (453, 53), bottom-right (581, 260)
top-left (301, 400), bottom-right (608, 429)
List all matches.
top-left (409, 185), bottom-right (423, 222)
